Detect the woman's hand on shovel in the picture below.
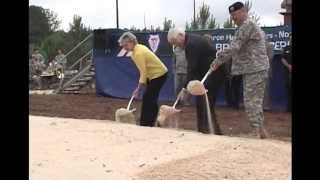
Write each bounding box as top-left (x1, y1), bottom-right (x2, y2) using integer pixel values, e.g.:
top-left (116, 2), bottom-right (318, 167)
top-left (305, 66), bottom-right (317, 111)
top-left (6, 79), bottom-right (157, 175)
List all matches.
top-left (132, 83), bottom-right (146, 99)
top-left (132, 88), bottom-right (140, 99)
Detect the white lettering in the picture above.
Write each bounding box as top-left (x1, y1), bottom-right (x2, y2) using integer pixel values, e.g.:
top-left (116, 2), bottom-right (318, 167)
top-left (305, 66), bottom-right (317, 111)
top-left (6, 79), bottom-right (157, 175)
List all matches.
top-left (212, 35), bottom-right (224, 41)
top-left (266, 33), bottom-right (273, 39)
top-left (225, 34), bottom-right (234, 41)
top-left (279, 31), bottom-right (290, 38)
top-left (216, 43), bottom-right (230, 51)
top-left (272, 41), bottom-right (290, 50)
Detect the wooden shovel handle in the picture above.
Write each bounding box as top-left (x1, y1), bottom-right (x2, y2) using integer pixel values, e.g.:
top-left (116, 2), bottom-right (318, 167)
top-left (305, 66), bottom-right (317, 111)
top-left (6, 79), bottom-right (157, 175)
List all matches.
top-left (126, 95), bottom-right (135, 110)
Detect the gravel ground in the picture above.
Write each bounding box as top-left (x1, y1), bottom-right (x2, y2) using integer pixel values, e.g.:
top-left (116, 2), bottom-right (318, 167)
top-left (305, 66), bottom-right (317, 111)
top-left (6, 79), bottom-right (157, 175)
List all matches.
top-left (30, 115), bottom-right (291, 180)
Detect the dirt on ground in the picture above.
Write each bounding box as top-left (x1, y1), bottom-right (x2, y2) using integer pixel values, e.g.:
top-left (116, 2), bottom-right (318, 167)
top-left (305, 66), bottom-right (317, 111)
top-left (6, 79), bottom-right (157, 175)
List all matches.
top-left (30, 115), bottom-right (291, 180)
top-left (29, 94), bottom-right (291, 141)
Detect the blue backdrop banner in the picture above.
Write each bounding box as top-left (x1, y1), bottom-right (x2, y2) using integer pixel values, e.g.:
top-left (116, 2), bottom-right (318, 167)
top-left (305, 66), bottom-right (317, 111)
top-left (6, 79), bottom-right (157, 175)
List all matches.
top-left (93, 26), bottom-right (291, 110)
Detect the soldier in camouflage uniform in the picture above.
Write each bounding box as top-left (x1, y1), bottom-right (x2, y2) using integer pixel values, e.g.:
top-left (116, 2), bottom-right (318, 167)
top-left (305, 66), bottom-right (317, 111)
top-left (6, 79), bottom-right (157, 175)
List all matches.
top-left (32, 49), bottom-right (46, 72)
top-left (30, 55), bottom-right (43, 89)
top-left (32, 49), bottom-right (45, 63)
top-left (263, 39), bottom-right (274, 111)
top-left (211, 2), bottom-right (269, 138)
top-left (54, 49), bottom-right (67, 70)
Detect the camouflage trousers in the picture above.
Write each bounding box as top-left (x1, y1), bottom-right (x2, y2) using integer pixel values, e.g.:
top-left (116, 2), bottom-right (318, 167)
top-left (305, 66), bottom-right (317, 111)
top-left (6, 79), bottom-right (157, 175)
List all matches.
top-left (243, 70), bottom-right (268, 128)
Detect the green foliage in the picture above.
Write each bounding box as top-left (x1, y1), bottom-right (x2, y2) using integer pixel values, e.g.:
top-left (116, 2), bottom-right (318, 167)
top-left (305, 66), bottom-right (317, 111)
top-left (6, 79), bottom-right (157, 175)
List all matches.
top-left (244, 0), bottom-right (261, 25)
top-left (29, 5), bottom-right (51, 45)
top-left (223, 17), bottom-right (235, 28)
top-left (185, 22), bottom-right (191, 31)
top-left (198, 2), bottom-right (210, 29)
top-left (208, 15), bottom-right (218, 29)
top-left (40, 31), bottom-right (68, 63)
top-left (187, 2), bottom-right (219, 30)
top-left (163, 17), bottom-right (174, 31)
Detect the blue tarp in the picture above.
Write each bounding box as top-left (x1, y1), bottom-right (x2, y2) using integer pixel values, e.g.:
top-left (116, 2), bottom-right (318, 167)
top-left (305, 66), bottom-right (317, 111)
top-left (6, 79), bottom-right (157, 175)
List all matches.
top-left (93, 26), bottom-right (291, 111)
top-left (94, 55), bottom-right (175, 101)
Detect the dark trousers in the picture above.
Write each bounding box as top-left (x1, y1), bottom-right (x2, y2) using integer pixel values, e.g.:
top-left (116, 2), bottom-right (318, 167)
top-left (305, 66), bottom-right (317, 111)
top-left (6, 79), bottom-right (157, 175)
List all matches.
top-left (196, 69), bottom-right (226, 134)
top-left (286, 74), bottom-right (291, 112)
top-left (140, 73), bottom-right (167, 126)
top-left (225, 75), bottom-right (242, 109)
top-left (231, 75), bottom-right (242, 109)
top-left (225, 77), bottom-right (233, 107)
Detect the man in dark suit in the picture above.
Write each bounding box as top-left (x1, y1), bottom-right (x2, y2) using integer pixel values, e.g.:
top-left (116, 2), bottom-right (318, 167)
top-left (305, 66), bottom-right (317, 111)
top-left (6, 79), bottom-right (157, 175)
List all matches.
top-left (167, 27), bottom-right (227, 134)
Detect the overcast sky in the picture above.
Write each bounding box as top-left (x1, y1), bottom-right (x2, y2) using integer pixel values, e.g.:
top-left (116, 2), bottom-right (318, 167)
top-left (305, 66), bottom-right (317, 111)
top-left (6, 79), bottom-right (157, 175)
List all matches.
top-left (29, 0), bottom-right (284, 31)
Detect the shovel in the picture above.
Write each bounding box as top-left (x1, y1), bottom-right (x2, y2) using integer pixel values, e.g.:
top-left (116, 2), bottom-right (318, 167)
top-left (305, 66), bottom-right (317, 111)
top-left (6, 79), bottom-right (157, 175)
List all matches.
top-left (186, 69), bottom-right (215, 134)
top-left (156, 88), bottom-right (185, 127)
top-left (187, 68), bottom-right (213, 96)
top-left (115, 95), bottom-right (136, 124)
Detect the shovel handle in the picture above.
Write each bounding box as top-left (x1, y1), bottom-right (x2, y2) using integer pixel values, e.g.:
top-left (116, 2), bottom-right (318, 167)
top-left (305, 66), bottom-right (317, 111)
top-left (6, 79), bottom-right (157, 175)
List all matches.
top-left (173, 88), bottom-right (185, 108)
top-left (201, 69), bottom-right (213, 84)
top-left (126, 95), bottom-right (135, 110)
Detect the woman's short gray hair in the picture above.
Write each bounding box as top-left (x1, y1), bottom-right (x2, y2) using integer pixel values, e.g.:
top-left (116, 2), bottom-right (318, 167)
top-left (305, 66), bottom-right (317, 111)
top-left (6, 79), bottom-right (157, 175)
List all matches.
top-left (118, 32), bottom-right (138, 45)
top-left (167, 27), bottom-right (185, 42)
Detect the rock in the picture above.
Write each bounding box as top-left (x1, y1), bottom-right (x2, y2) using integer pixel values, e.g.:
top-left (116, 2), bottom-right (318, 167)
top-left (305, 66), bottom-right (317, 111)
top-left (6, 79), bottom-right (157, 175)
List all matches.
top-left (50, 122), bottom-right (57, 126)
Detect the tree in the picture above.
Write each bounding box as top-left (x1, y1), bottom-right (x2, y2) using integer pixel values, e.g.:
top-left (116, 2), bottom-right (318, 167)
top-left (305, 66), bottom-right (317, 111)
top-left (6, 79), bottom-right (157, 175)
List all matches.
top-left (163, 17), bottom-right (174, 31)
top-left (66, 15), bottom-right (92, 66)
top-left (40, 30), bottom-right (68, 63)
top-left (244, 0), bottom-right (261, 25)
top-left (29, 5), bottom-right (51, 45)
top-left (29, 6), bottom-right (61, 45)
top-left (185, 22), bottom-right (191, 31)
top-left (155, 26), bottom-right (161, 31)
top-left (208, 15), bottom-right (218, 29)
top-left (190, 18), bottom-right (199, 30)
top-left (223, 17), bottom-right (235, 28)
top-left (44, 9), bottom-right (61, 33)
top-left (129, 25), bottom-right (137, 31)
top-left (187, 2), bottom-right (219, 30)
top-left (198, 2), bottom-right (210, 29)
top-left (68, 15), bottom-right (91, 43)
top-left (142, 27), bottom-right (148, 32)
top-left (249, 11), bottom-right (261, 26)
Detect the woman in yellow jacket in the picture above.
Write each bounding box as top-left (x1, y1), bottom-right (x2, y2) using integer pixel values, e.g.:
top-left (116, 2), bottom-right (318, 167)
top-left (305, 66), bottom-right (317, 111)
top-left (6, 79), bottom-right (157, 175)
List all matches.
top-left (118, 32), bottom-right (168, 126)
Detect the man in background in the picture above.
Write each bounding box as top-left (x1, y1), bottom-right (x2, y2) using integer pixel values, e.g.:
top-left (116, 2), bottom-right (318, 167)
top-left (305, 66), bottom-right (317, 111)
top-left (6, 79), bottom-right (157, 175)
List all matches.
top-left (172, 45), bottom-right (192, 106)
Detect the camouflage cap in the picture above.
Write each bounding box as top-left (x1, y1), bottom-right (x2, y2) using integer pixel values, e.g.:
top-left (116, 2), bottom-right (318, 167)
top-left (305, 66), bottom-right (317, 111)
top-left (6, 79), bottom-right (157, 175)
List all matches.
top-left (229, 1), bottom-right (244, 13)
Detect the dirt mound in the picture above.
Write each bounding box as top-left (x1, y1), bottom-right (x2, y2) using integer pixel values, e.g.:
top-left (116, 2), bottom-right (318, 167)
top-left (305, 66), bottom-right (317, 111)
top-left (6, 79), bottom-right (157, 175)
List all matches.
top-left (136, 142), bottom-right (290, 180)
top-left (30, 115), bottom-right (291, 180)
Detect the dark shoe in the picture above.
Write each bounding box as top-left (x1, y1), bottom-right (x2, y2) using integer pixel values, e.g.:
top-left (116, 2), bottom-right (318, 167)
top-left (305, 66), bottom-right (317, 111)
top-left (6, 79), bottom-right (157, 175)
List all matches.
top-left (213, 124), bottom-right (223, 135)
top-left (214, 129), bottom-right (223, 135)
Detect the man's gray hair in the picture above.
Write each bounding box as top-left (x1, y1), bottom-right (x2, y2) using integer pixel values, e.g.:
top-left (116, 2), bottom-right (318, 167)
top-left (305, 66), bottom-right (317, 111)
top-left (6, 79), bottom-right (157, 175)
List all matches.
top-left (118, 31), bottom-right (138, 45)
top-left (167, 27), bottom-right (185, 42)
